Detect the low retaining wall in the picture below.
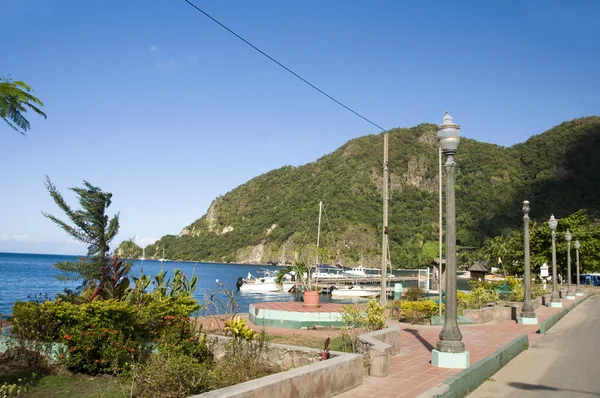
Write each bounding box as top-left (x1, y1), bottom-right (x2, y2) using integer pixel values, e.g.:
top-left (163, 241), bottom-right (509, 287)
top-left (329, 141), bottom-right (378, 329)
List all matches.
top-left (420, 334), bottom-right (529, 398)
top-left (193, 337), bottom-right (363, 398)
top-left (356, 326), bottom-right (401, 377)
top-left (207, 335), bottom-right (324, 370)
top-left (540, 293), bottom-right (593, 334)
top-left (249, 304), bottom-right (343, 329)
top-left (463, 297), bottom-right (542, 324)
top-left (0, 334), bottom-right (64, 361)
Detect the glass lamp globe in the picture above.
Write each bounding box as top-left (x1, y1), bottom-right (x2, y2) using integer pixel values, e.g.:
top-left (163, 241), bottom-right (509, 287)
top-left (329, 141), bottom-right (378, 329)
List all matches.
top-left (565, 229), bottom-right (572, 242)
top-left (548, 215), bottom-right (558, 231)
top-left (437, 111), bottom-right (461, 155)
top-left (575, 240), bottom-right (581, 250)
top-left (523, 200), bottom-right (530, 214)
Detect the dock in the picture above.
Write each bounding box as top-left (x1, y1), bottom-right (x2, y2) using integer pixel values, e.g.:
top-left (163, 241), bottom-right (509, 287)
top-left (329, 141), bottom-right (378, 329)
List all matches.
top-left (311, 276), bottom-right (418, 285)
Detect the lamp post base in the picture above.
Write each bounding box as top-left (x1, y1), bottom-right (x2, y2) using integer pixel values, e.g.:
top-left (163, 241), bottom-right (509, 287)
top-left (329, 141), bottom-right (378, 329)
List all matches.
top-left (518, 316), bottom-right (538, 325)
top-left (576, 291), bottom-right (584, 297)
top-left (566, 294), bottom-right (576, 300)
top-left (547, 301), bottom-right (563, 308)
top-left (431, 349), bottom-right (470, 369)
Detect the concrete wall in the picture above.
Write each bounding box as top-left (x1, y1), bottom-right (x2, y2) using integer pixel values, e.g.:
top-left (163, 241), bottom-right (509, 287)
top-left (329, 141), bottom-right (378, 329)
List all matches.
top-left (207, 335), bottom-right (323, 371)
top-left (356, 326), bottom-right (401, 377)
top-left (463, 297), bottom-right (542, 324)
top-left (192, 337), bottom-right (363, 398)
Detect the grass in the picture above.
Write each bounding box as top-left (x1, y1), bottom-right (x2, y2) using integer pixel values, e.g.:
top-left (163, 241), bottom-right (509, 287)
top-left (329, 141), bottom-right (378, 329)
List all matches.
top-left (266, 333), bottom-right (349, 352)
top-left (22, 375), bottom-right (128, 398)
top-left (0, 354), bottom-right (128, 398)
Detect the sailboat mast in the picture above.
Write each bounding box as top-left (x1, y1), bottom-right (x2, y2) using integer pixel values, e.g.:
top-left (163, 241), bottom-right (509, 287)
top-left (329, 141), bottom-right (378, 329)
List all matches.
top-left (316, 201), bottom-right (323, 274)
top-left (438, 146), bottom-right (443, 316)
top-left (380, 133), bottom-right (389, 305)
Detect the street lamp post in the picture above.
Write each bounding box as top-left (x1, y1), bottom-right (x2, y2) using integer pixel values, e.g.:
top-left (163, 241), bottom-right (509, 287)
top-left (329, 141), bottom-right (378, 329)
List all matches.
top-left (518, 201), bottom-right (537, 324)
top-left (575, 240), bottom-right (583, 296)
top-left (565, 230), bottom-right (575, 300)
top-left (547, 215), bottom-right (562, 308)
top-left (431, 112), bottom-right (470, 369)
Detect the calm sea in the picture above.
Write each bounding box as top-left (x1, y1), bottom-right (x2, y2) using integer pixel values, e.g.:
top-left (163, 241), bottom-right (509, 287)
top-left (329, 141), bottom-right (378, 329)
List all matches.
top-left (0, 252), bottom-right (429, 315)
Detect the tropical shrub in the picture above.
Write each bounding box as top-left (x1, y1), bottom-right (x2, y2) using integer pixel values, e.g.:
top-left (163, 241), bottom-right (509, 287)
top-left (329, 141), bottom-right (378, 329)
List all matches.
top-left (10, 294), bottom-right (201, 374)
top-left (403, 287), bottom-right (423, 301)
top-left (132, 351), bottom-right (215, 398)
top-left (223, 317), bottom-right (258, 342)
top-left (365, 299), bottom-right (386, 331)
top-left (398, 300), bottom-right (441, 324)
top-left (339, 304), bottom-right (365, 352)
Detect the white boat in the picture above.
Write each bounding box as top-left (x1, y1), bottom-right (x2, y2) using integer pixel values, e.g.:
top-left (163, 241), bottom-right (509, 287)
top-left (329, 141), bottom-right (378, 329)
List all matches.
top-left (331, 285), bottom-right (380, 298)
top-left (312, 266), bottom-right (346, 279)
top-left (342, 265), bottom-right (367, 278)
top-left (239, 270), bottom-right (295, 293)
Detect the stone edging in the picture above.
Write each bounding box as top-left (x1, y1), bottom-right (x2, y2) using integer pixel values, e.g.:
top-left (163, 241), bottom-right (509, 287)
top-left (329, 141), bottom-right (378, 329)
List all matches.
top-left (539, 293), bottom-right (593, 334)
top-left (356, 325), bottom-right (401, 377)
top-left (190, 337), bottom-right (363, 398)
top-left (418, 334), bottom-right (529, 398)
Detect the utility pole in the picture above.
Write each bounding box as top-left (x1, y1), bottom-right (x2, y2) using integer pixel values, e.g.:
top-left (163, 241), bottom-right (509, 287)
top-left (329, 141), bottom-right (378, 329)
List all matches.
top-left (316, 201), bottom-right (323, 275)
top-left (380, 133), bottom-right (389, 305)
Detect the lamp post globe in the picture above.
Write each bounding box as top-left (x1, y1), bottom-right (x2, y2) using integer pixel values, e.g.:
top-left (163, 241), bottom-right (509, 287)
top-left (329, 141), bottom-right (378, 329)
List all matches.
top-left (437, 111), bottom-right (461, 156)
top-left (548, 215), bottom-right (562, 307)
top-left (575, 240), bottom-right (582, 295)
top-left (565, 230), bottom-right (574, 298)
top-left (431, 112), bottom-right (469, 369)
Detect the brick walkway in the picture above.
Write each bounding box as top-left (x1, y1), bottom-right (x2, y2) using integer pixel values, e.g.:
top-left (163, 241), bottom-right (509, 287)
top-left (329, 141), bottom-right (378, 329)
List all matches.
top-left (334, 295), bottom-right (586, 398)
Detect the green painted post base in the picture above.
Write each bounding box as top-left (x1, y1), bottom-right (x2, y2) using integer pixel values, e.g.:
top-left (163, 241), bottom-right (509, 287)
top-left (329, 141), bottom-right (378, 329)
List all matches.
top-left (576, 292), bottom-right (584, 296)
top-left (566, 295), bottom-right (576, 300)
top-left (431, 349), bottom-right (470, 369)
top-left (517, 316), bottom-right (538, 325)
top-left (547, 301), bottom-right (563, 308)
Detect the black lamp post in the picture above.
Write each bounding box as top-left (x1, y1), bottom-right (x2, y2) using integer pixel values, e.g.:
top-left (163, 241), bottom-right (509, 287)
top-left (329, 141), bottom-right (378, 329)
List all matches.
top-left (431, 112), bottom-right (470, 369)
top-left (518, 200), bottom-right (537, 324)
top-left (547, 215), bottom-right (562, 308)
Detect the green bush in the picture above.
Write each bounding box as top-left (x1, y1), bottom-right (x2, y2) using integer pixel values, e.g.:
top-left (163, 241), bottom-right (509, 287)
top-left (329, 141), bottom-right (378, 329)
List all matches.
top-left (399, 300), bottom-right (441, 324)
top-left (132, 351), bottom-right (216, 398)
top-left (365, 299), bottom-right (386, 331)
top-left (10, 294), bottom-right (201, 374)
top-left (403, 287), bottom-right (423, 301)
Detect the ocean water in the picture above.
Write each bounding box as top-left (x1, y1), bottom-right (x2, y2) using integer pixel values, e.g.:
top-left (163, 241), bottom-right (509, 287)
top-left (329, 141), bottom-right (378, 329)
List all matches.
top-left (1, 252), bottom-right (418, 315)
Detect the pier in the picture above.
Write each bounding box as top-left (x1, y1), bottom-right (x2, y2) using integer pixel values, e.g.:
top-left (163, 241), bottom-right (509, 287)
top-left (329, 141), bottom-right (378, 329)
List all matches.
top-left (311, 276), bottom-right (418, 285)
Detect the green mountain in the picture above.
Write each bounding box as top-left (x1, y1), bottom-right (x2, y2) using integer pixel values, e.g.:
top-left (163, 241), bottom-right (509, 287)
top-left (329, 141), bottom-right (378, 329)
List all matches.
top-left (136, 117), bottom-right (600, 268)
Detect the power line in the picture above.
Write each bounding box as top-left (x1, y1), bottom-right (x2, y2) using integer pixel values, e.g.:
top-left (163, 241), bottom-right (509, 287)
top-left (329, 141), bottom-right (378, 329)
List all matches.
top-left (182, 0), bottom-right (388, 132)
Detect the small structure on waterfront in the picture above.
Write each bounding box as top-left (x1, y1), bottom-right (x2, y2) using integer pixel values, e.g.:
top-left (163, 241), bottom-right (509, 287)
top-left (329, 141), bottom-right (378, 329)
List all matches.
top-left (468, 260), bottom-right (490, 282)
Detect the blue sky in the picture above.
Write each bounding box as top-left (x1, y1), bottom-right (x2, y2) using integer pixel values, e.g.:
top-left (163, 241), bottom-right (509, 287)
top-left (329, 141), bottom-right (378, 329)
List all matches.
top-left (1, 0), bottom-right (598, 255)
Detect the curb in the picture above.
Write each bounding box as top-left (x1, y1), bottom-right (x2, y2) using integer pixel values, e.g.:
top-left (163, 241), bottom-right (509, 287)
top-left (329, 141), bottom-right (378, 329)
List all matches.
top-left (419, 334), bottom-right (529, 398)
top-left (539, 293), bottom-right (593, 334)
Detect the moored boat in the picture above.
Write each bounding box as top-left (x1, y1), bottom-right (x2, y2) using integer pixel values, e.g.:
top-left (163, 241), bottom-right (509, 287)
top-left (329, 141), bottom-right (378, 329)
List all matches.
top-left (331, 285), bottom-right (380, 298)
top-left (238, 269), bottom-right (295, 293)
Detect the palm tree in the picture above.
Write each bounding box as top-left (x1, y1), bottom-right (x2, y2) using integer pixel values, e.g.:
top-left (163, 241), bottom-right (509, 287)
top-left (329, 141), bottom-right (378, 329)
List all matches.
top-left (0, 77), bottom-right (46, 134)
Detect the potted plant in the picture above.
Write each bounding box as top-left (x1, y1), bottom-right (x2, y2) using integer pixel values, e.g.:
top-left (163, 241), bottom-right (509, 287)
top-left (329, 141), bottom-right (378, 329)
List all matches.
top-left (276, 254), bottom-right (320, 308)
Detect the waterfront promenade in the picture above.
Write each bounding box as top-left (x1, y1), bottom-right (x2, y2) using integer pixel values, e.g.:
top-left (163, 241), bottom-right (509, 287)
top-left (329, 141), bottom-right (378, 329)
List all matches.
top-left (334, 294), bottom-right (589, 398)
top-left (197, 293), bottom-right (593, 398)
top-left (469, 295), bottom-right (600, 397)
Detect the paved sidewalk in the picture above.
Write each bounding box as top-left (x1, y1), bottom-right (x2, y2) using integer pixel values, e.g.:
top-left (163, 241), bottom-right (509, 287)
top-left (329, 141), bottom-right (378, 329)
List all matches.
top-left (469, 295), bottom-right (600, 397)
top-left (334, 295), bottom-right (587, 398)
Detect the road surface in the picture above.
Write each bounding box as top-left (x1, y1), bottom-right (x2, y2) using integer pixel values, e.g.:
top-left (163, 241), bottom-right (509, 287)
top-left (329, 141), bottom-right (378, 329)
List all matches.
top-left (469, 295), bottom-right (600, 397)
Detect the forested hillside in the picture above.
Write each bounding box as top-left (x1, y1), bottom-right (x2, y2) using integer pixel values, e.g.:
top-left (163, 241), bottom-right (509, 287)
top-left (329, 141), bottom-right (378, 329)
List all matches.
top-left (131, 117), bottom-right (600, 268)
